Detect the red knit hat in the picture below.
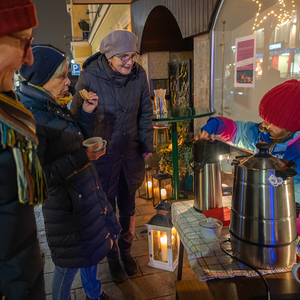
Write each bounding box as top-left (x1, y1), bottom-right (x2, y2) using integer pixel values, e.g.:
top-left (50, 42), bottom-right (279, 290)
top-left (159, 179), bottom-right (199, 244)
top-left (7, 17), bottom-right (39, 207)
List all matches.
top-left (259, 79), bottom-right (300, 132)
top-left (0, 0), bottom-right (37, 37)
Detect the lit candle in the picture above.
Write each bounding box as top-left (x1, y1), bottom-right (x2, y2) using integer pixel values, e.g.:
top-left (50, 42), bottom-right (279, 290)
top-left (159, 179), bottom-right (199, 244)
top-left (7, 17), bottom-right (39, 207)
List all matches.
top-left (160, 235), bottom-right (168, 262)
top-left (161, 188), bottom-right (167, 200)
top-left (147, 181), bottom-right (152, 198)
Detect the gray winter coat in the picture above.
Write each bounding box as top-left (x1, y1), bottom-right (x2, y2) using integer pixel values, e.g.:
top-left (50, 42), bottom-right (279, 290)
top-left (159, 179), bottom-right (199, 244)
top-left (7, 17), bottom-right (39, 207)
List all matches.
top-left (71, 53), bottom-right (153, 198)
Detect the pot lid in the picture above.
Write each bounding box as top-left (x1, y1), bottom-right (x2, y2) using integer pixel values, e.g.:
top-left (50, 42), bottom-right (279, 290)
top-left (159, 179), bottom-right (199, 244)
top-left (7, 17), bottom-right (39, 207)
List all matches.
top-left (235, 142), bottom-right (294, 171)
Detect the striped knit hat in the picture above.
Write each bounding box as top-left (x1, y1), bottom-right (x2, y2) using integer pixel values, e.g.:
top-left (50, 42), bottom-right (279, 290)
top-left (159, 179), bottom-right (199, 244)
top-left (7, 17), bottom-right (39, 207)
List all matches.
top-left (259, 79), bottom-right (300, 132)
top-left (0, 0), bottom-right (37, 37)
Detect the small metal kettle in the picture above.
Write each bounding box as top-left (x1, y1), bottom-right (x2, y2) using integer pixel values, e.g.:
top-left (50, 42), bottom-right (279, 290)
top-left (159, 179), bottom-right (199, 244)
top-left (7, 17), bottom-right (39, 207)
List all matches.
top-left (191, 140), bottom-right (230, 212)
top-left (230, 142), bottom-right (298, 269)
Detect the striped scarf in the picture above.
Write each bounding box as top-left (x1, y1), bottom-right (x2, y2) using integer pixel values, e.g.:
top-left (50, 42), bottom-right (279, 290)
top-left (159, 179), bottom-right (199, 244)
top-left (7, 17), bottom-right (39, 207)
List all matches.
top-left (0, 91), bottom-right (47, 206)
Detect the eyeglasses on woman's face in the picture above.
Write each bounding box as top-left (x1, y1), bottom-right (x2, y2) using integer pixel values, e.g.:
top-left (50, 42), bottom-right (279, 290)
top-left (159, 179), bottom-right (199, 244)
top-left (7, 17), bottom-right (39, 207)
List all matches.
top-left (114, 53), bottom-right (139, 64)
top-left (7, 34), bottom-right (34, 58)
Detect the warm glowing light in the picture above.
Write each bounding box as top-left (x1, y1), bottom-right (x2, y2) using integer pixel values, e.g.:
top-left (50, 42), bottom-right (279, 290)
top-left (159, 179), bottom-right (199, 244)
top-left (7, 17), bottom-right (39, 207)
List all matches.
top-left (161, 188), bottom-right (167, 199)
top-left (161, 235), bottom-right (167, 245)
top-left (252, 0), bottom-right (293, 30)
top-left (160, 235), bottom-right (168, 261)
top-left (147, 181), bottom-right (152, 188)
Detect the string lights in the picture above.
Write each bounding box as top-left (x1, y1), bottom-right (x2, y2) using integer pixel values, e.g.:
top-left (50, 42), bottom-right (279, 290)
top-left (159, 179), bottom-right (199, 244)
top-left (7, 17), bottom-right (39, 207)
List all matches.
top-left (252, 0), bottom-right (295, 30)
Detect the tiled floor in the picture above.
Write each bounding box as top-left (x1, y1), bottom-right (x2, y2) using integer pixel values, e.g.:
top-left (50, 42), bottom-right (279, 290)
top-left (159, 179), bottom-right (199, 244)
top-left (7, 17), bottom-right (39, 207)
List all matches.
top-left (35, 195), bottom-right (197, 300)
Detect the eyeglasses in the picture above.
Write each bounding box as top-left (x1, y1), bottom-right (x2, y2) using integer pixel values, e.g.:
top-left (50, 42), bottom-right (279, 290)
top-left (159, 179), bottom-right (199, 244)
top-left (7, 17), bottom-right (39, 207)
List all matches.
top-left (7, 34), bottom-right (34, 58)
top-left (114, 53), bottom-right (139, 64)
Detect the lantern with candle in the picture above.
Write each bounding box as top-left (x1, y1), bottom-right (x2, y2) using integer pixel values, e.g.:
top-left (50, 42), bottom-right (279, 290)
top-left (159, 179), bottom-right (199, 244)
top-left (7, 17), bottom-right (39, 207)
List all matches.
top-left (145, 200), bottom-right (179, 271)
top-left (138, 165), bottom-right (157, 200)
top-left (152, 171), bottom-right (173, 206)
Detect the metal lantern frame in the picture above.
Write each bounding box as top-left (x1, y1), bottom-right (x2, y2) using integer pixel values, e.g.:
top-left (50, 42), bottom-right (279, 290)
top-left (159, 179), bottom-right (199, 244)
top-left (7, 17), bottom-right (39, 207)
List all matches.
top-left (152, 172), bottom-right (173, 206)
top-left (146, 201), bottom-right (180, 272)
top-left (139, 165), bottom-right (157, 200)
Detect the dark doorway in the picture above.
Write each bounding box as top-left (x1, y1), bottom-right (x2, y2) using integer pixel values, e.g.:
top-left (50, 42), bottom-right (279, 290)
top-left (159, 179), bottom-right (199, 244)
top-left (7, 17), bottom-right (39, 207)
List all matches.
top-left (140, 5), bottom-right (193, 54)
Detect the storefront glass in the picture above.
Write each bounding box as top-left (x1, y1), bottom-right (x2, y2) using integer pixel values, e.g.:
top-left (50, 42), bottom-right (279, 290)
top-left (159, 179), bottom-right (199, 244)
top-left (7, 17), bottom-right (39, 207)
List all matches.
top-left (212, 0), bottom-right (299, 122)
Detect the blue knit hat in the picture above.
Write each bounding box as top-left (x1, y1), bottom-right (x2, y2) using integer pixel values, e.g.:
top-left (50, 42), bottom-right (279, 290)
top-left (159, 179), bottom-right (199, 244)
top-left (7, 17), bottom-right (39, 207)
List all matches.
top-left (19, 46), bottom-right (65, 86)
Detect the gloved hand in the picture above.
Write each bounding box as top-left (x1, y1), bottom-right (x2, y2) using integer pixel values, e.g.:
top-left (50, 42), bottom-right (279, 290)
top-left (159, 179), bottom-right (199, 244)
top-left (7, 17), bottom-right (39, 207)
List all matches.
top-left (199, 118), bottom-right (221, 141)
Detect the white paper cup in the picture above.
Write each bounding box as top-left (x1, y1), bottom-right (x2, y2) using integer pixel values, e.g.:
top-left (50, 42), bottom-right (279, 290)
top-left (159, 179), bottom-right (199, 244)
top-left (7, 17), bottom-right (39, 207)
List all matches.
top-left (292, 263), bottom-right (300, 282)
top-left (199, 218), bottom-right (223, 238)
top-left (221, 158), bottom-right (234, 174)
top-left (83, 137), bottom-right (107, 152)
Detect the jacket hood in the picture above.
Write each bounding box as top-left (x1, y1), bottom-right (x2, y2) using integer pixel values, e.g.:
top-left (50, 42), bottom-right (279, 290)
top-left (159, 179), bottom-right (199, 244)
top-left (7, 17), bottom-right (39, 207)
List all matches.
top-left (82, 52), bottom-right (140, 86)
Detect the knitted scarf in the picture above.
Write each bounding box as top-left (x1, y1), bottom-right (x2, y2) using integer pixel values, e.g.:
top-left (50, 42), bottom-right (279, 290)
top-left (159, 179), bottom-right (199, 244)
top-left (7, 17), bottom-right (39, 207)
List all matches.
top-left (0, 91), bottom-right (47, 206)
top-left (27, 82), bottom-right (73, 107)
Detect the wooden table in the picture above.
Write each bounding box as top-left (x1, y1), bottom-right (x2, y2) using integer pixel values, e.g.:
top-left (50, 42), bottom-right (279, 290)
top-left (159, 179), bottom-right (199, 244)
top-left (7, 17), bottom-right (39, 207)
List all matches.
top-left (176, 272), bottom-right (300, 300)
top-left (172, 200), bottom-right (300, 300)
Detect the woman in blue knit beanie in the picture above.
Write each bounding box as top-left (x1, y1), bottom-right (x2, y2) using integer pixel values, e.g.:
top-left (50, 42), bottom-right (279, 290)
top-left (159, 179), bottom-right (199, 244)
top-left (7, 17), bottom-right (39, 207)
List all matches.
top-left (18, 45), bottom-right (121, 300)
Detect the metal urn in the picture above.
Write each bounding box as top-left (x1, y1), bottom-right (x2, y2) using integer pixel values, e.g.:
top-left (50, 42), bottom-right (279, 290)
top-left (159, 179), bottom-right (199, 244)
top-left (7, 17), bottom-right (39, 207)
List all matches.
top-left (230, 142), bottom-right (298, 269)
top-left (191, 140), bottom-right (230, 212)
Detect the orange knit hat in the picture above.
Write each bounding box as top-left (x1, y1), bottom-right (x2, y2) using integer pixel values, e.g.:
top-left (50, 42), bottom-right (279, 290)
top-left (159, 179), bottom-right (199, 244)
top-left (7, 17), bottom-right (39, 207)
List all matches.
top-left (0, 0), bottom-right (37, 37)
top-left (259, 79), bottom-right (300, 132)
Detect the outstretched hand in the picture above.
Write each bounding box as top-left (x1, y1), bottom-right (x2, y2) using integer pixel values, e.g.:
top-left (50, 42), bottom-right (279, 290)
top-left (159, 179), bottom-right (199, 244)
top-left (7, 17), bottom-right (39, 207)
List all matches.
top-left (82, 92), bottom-right (99, 113)
top-left (85, 144), bottom-right (106, 161)
top-left (198, 130), bottom-right (215, 141)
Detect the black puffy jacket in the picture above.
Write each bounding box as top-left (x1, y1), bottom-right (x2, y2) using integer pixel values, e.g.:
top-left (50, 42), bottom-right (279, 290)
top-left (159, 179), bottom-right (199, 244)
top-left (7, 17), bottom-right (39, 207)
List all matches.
top-left (70, 53), bottom-right (153, 198)
top-left (17, 83), bottom-right (121, 268)
top-left (0, 91), bottom-right (45, 300)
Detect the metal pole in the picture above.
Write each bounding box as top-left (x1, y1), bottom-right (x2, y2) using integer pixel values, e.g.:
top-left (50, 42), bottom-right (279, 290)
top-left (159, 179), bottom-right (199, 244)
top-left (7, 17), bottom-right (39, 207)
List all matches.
top-left (220, 20), bottom-right (225, 117)
top-left (171, 122), bottom-right (180, 200)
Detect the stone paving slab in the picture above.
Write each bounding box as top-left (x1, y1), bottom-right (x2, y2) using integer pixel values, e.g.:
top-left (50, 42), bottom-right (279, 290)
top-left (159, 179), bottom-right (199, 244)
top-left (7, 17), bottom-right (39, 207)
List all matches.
top-left (36, 193), bottom-right (196, 299)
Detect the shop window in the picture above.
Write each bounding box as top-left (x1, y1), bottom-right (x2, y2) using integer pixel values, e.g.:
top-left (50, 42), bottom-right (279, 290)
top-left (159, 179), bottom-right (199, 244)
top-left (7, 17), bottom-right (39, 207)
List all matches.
top-left (212, 0), bottom-right (300, 123)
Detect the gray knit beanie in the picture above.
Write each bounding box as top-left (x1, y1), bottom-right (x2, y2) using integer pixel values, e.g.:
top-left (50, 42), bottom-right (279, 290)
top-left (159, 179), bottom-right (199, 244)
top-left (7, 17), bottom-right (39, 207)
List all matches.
top-left (100, 30), bottom-right (138, 59)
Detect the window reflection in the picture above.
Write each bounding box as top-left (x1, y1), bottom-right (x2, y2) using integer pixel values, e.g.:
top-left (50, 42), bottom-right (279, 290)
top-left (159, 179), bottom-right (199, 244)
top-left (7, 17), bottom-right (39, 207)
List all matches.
top-left (212, 0), bottom-right (299, 122)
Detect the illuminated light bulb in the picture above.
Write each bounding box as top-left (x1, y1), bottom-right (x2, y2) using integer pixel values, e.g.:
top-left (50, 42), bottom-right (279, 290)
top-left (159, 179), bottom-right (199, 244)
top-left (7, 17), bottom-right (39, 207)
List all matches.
top-left (147, 181), bottom-right (152, 188)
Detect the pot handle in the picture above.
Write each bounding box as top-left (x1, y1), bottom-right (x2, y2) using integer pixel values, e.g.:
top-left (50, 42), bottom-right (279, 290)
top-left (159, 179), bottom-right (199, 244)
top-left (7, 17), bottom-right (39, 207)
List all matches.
top-left (190, 153), bottom-right (212, 172)
top-left (275, 168), bottom-right (298, 180)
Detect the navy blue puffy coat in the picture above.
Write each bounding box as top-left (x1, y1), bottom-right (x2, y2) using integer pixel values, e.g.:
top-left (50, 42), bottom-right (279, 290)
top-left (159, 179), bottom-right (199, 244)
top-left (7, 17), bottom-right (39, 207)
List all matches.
top-left (18, 83), bottom-right (121, 268)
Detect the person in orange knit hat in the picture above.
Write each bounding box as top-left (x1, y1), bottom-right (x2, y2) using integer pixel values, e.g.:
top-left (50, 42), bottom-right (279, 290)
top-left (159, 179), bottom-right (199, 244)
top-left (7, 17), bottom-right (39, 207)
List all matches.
top-left (0, 1), bottom-right (48, 299)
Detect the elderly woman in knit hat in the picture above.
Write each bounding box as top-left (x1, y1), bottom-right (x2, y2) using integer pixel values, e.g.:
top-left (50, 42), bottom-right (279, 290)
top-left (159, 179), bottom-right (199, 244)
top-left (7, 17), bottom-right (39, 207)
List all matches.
top-left (17, 45), bottom-right (121, 300)
top-left (199, 79), bottom-right (300, 203)
top-left (0, 1), bottom-right (48, 299)
top-left (70, 30), bottom-right (153, 282)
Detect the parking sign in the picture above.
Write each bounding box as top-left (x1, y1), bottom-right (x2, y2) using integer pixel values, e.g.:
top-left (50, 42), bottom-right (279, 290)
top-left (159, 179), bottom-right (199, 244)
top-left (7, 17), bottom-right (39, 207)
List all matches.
top-left (71, 63), bottom-right (81, 76)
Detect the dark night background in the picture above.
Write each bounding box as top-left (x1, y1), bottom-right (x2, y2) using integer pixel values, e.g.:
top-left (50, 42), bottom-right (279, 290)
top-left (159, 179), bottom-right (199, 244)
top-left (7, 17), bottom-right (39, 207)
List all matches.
top-left (32, 0), bottom-right (73, 59)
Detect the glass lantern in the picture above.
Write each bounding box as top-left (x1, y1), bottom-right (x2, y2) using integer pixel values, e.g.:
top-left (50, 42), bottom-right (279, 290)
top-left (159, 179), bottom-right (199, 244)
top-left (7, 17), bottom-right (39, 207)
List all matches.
top-left (146, 201), bottom-right (179, 271)
top-left (139, 165), bottom-right (157, 200)
top-left (152, 171), bottom-right (173, 206)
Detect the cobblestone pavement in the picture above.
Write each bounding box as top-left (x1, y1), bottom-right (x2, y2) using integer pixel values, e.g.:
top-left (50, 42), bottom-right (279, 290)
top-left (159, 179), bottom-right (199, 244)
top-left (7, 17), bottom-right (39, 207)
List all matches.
top-left (35, 196), bottom-right (196, 300)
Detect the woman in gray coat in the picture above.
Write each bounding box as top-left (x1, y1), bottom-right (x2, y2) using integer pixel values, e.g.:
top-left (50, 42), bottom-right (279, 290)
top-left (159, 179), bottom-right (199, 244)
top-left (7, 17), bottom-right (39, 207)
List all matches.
top-left (71, 30), bottom-right (153, 282)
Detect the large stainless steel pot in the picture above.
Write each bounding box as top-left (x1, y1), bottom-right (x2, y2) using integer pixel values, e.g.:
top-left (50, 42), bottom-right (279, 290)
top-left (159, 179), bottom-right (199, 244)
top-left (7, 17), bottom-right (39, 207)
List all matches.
top-left (230, 142), bottom-right (298, 269)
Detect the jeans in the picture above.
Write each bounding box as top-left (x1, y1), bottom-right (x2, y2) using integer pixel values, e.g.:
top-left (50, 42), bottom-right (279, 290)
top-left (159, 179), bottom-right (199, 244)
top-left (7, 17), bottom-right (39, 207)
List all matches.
top-left (107, 170), bottom-right (136, 262)
top-left (52, 265), bottom-right (101, 300)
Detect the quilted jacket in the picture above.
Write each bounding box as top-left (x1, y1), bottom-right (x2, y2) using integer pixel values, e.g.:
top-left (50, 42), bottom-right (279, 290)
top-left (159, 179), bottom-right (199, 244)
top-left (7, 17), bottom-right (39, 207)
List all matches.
top-left (18, 83), bottom-right (121, 268)
top-left (70, 53), bottom-right (153, 197)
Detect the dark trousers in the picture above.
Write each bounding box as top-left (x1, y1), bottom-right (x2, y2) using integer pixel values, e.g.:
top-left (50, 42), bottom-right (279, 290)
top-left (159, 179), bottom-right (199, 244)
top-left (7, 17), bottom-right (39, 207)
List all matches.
top-left (107, 171), bottom-right (136, 262)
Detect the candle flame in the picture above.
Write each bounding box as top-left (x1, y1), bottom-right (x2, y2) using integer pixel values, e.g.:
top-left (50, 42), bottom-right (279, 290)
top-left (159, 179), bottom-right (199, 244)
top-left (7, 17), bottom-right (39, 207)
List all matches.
top-left (160, 235), bottom-right (167, 245)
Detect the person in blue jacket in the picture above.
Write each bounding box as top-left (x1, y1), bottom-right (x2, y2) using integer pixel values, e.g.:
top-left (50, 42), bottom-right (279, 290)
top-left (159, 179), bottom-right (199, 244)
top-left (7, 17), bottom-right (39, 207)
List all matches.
top-left (200, 79), bottom-right (300, 204)
top-left (18, 46), bottom-right (121, 300)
